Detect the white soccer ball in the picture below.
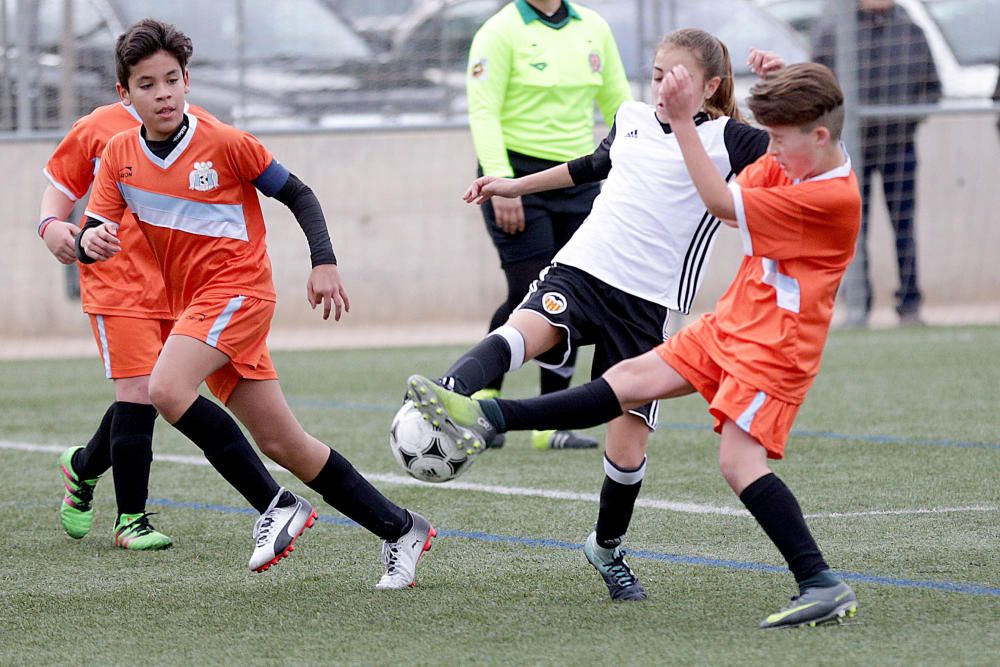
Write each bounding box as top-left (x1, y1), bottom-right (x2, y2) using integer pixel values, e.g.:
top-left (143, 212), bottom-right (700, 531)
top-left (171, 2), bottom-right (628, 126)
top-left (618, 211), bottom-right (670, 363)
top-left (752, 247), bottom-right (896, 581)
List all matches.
top-left (389, 400), bottom-right (477, 483)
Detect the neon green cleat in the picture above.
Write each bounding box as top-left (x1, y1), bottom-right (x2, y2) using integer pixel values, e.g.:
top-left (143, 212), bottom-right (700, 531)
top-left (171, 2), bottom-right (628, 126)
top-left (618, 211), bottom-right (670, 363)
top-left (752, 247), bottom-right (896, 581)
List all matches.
top-left (759, 581), bottom-right (858, 629)
top-left (406, 375), bottom-right (500, 450)
top-left (58, 446), bottom-right (100, 539)
top-left (114, 512), bottom-right (173, 551)
top-left (531, 429), bottom-right (599, 450)
top-left (471, 389), bottom-right (506, 448)
top-left (470, 388), bottom-right (501, 401)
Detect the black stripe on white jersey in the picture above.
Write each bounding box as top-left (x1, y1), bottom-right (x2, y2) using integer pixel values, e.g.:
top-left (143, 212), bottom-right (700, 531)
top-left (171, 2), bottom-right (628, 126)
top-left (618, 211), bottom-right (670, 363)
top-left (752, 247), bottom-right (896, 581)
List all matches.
top-left (675, 170), bottom-right (734, 313)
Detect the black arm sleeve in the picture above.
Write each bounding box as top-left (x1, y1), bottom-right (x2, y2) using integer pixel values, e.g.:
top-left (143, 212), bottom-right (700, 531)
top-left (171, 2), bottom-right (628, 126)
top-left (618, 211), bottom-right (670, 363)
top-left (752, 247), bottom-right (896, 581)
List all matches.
top-left (723, 120), bottom-right (770, 175)
top-left (75, 217), bottom-right (104, 264)
top-left (567, 121), bottom-right (616, 184)
top-left (272, 173), bottom-right (337, 267)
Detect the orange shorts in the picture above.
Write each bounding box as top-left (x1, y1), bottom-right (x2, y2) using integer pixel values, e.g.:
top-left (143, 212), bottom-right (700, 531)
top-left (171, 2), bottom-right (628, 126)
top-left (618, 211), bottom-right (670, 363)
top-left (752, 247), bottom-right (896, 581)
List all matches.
top-left (169, 294), bottom-right (279, 404)
top-left (655, 324), bottom-right (799, 459)
top-left (89, 314), bottom-right (173, 379)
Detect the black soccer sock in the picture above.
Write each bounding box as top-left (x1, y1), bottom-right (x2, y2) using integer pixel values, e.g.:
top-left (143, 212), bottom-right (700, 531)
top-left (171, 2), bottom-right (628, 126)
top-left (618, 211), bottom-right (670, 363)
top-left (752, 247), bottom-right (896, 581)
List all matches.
top-left (483, 304), bottom-right (512, 392)
top-left (73, 402), bottom-right (116, 479)
top-left (109, 402), bottom-right (157, 516)
top-left (492, 377), bottom-right (622, 432)
top-left (441, 334), bottom-right (512, 395)
top-left (172, 396), bottom-right (280, 513)
top-left (739, 473), bottom-right (830, 585)
top-left (305, 448), bottom-right (410, 540)
top-left (595, 455), bottom-right (646, 548)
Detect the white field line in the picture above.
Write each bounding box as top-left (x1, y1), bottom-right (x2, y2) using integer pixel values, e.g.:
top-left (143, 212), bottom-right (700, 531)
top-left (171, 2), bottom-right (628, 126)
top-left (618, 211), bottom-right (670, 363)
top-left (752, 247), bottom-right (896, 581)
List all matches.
top-left (5, 440), bottom-right (995, 520)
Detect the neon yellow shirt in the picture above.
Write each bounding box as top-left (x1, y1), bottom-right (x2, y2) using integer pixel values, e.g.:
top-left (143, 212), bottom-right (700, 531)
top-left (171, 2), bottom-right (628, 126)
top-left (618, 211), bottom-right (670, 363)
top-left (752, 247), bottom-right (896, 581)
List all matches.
top-left (467, 0), bottom-right (631, 177)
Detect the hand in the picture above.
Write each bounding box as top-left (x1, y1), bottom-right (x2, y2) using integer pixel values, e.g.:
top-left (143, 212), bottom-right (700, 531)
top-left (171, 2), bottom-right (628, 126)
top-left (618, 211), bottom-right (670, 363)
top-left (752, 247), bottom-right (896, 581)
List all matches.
top-left (747, 48), bottom-right (785, 77)
top-left (42, 220), bottom-right (80, 264)
top-left (490, 196), bottom-right (525, 234)
top-left (462, 175), bottom-right (521, 204)
top-left (659, 64), bottom-right (701, 124)
top-left (307, 264), bottom-right (350, 321)
top-left (81, 223), bottom-right (121, 261)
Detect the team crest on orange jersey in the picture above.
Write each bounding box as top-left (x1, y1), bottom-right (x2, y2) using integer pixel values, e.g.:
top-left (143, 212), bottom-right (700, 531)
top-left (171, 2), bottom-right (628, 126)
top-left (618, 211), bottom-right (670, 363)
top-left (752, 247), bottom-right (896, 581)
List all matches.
top-left (542, 292), bottom-right (567, 315)
top-left (189, 161), bottom-right (219, 192)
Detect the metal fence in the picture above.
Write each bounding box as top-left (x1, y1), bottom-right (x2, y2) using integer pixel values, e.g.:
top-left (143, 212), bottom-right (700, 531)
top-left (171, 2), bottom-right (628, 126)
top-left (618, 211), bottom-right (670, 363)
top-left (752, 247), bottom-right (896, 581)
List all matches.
top-left (3, 0), bottom-right (999, 330)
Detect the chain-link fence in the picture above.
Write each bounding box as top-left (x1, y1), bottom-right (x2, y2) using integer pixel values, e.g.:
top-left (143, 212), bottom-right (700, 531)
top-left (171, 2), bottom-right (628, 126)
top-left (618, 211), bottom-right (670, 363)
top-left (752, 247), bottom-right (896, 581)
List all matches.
top-left (1, 0), bottom-right (999, 335)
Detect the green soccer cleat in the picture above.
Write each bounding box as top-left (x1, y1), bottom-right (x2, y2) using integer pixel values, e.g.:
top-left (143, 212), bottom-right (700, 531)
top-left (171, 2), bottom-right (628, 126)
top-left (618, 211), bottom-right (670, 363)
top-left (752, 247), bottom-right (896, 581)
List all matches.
top-left (58, 446), bottom-right (100, 539)
top-left (406, 375), bottom-right (500, 451)
top-left (531, 429), bottom-right (599, 450)
top-left (114, 512), bottom-right (173, 551)
top-left (583, 531), bottom-right (647, 601)
top-left (471, 389), bottom-right (505, 448)
top-left (759, 581), bottom-right (858, 629)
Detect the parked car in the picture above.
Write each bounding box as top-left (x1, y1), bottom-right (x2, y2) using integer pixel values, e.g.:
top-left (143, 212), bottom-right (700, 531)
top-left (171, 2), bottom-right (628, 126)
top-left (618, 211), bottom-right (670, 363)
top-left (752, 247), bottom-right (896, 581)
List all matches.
top-left (378, 0), bottom-right (810, 117)
top-left (3, 0), bottom-right (381, 131)
top-left (755, 0), bottom-right (999, 99)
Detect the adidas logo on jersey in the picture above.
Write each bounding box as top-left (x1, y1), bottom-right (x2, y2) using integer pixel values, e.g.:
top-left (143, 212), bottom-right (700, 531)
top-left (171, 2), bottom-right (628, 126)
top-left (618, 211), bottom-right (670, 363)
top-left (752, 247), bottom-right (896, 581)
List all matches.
top-left (625, 129), bottom-right (638, 138)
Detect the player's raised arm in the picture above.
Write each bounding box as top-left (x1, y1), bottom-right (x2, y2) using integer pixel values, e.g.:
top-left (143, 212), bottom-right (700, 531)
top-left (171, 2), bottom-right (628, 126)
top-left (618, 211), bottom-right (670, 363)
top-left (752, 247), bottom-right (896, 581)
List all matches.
top-left (660, 64), bottom-right (737, 225)
top-left (747, 48), bottom-right (785, 77)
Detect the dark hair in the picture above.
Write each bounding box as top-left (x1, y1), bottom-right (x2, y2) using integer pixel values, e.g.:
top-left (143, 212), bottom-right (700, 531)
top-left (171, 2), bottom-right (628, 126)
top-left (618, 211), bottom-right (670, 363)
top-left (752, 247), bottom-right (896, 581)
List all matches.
top-left (658, 29), bottom-right (742, 122)
top-left (115, 19), bottom-right (193, 89)
top-left (748, 63), bottom-right (845, 139)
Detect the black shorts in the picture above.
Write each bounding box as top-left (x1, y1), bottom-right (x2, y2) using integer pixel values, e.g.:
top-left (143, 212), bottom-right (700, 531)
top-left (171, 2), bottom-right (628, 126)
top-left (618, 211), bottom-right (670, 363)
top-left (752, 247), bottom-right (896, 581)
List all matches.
top-left (516, 264), bottom-right (671, 429)
top-left (479, 151), bottom-right (600, 267)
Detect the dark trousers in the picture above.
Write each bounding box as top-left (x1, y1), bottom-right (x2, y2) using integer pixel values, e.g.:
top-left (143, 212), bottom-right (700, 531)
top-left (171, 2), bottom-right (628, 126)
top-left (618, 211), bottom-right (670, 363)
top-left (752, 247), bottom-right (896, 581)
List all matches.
top-left (859, 128), bottom-right (921, 316)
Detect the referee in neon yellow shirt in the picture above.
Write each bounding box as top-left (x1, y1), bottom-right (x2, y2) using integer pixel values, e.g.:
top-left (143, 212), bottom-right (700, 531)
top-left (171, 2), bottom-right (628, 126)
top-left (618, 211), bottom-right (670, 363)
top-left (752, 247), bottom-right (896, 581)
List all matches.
top-left (466, 0), bottom-right (630, 450)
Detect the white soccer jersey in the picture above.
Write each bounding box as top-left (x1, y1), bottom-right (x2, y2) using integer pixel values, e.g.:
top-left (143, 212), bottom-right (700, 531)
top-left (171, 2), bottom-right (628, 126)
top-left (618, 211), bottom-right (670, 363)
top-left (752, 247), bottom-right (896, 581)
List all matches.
top-left (555, 100), bottom-right (764, 312)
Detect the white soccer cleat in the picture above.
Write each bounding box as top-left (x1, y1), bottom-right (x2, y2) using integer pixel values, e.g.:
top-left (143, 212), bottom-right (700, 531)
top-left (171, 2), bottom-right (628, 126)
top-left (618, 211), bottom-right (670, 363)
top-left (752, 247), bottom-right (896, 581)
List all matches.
top-left (248, 488), bottom-right (317, 572)
top-left (375, 511), bottom-right (436, 589)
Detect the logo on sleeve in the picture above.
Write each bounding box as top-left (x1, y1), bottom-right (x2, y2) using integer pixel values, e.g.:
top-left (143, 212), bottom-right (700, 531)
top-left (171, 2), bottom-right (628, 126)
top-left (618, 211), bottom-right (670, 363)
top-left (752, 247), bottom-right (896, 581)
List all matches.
top-left (118, 165), bottom-right (133, 179)
top-left (589, 51), bottom-right (602, 73)
top-left (471, 59), bottom-right (488, 80)
top-left (542, 292), bottom-right (568, 315)
top-left (189, 161), bottom-right (219, 192)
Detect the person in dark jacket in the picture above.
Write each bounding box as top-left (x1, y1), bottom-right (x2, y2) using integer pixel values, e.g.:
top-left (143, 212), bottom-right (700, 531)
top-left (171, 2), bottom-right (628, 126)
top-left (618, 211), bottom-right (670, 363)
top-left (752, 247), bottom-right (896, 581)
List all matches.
top-left (813, 0), bottom-right (940, 326)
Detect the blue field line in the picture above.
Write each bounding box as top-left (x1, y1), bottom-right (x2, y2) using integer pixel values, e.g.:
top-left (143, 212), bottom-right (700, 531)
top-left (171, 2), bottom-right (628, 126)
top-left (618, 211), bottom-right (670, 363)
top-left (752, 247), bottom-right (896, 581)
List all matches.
top-left (286, 397), bottom-right (1000, 452)
top-left (147, 497), bottom-right (1000, 598)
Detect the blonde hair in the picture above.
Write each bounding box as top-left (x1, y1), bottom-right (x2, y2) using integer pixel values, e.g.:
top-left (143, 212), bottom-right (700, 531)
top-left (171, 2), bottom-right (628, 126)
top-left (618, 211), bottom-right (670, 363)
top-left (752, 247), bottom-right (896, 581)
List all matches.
top-left (657, 29), bottom-right (742, 122)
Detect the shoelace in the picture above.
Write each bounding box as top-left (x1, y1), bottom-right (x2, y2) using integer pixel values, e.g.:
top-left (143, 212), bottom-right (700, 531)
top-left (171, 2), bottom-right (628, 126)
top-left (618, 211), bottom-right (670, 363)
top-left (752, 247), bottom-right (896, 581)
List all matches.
top-left (606, 551), bottom-right (638, 588)
top-left (69, 480), bottom-right (96, 510)
top-left (254, 515), bottom-right (275, 548)
top-left (381, 541), bottom-right (400, 575)
top-left (118, 512), bottom-right (158, 537)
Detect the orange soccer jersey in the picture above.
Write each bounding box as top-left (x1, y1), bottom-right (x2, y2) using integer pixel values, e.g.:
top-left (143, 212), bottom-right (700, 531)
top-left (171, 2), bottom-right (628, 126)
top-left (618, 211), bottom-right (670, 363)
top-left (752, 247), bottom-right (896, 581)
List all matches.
top-left (682, 152), bottom-right (861, 405)
top-left (44, 102), bottom-right (210, 318)
top-left (84, 113), bottom-right (285, 315)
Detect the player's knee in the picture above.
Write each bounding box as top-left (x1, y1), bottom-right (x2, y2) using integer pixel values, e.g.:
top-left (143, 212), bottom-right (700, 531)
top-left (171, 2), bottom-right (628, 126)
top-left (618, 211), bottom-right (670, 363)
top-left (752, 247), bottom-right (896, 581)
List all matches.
top-left (147, 375), bottom-right (187, 422)
top-left (603, 357), bottom-right (648, 407)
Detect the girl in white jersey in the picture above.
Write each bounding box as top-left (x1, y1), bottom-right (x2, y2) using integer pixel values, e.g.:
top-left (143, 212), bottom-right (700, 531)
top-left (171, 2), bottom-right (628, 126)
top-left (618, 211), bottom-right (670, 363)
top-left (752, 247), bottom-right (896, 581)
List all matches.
top-left (416, 30), bottom-right (782, 599)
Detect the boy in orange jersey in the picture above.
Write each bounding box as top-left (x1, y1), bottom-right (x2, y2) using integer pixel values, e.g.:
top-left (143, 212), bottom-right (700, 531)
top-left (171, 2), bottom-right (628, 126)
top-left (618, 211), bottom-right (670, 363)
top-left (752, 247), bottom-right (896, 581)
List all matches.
top-left (405, 62), bottom-right (861, 625)
top-left (41, 100), bottom-right (211, 550)
top-left (78, 19), bottom-right (434, 585)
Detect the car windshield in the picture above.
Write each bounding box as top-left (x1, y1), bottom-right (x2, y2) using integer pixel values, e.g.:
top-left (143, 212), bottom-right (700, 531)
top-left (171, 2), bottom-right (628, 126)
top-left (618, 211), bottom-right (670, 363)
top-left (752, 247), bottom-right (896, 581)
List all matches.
top-left (109, 0), bottom-right (371, 65)
top-left (922, 0), bottom-right (1000, 66)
